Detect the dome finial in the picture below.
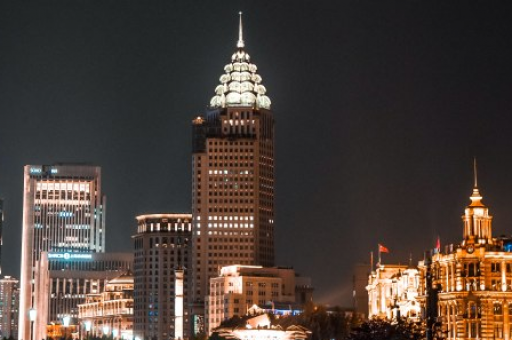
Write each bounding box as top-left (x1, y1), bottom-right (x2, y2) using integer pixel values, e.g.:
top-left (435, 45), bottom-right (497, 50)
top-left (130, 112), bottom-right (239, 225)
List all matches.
top-left (237, 11), bottom-right (245, 49)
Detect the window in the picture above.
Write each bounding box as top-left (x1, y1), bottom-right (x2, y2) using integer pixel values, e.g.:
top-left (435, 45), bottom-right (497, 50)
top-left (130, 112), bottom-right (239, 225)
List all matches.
top-left (494, 303), bottom-right (503, 315)
top-left (492, 263), bottom-right (501, 273)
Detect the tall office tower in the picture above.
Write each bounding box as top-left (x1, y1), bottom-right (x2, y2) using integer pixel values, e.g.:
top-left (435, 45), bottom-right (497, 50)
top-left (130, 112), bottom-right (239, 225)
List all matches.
top-left (133, 214), bottom-right (192, 340)
top-left (19, 164), bottom-right (106, 340)
top-left (0, 199), bottom-right (3, 275)
top-left (0, 276), bottom-right (19, 339)
top-left (191, 14), bottom-right (275, 324)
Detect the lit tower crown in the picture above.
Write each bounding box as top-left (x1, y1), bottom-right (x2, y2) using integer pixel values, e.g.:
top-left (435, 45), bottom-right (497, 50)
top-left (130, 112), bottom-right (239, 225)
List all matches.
top-left (209, 12), bottom-right (271, 110)
top-left (462, 159), bottom-right (493, 245)
top-left (191, 13), bottom-right (275, 321)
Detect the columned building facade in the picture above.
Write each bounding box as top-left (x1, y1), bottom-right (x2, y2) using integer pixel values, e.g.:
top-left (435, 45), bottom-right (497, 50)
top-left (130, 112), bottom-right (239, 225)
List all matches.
top-left (367, 264), bottom-right (421, 322)
top-left (19, 164), bottom-right (106, 340)
top-left (418, 175), bottom-right (512, 340)
top-left (78, 271), bottom-right (134, 340)
top-left (191, 15), bottom-right (275, 328)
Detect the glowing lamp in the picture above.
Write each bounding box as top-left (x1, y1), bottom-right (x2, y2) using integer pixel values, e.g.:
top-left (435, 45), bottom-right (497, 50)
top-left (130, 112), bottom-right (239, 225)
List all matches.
top-left (29, 308), bottom-right (37, 322)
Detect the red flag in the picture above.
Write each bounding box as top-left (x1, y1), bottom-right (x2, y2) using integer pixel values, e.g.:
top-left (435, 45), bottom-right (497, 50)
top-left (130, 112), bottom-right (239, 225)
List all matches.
top-left (378, 244), bottom-right (390, 253)
top-left (436, 236), bottom-right (441, 251)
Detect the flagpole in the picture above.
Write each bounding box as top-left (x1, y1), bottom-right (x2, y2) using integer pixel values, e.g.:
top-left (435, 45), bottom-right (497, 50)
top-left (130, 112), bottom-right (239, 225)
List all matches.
top-left (378, 245), bottom-right (382, 266)
top-left (370, 251), bottom-right (374, 270)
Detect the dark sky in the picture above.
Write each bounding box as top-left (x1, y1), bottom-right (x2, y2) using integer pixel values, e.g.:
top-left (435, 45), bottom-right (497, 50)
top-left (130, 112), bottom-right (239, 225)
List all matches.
top-left (1, 1), bottom-right (512, 306)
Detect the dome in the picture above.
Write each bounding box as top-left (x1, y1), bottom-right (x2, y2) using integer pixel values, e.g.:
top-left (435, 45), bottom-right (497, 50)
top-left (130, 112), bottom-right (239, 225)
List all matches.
top-left (209, 14), bottom-right (271, 110)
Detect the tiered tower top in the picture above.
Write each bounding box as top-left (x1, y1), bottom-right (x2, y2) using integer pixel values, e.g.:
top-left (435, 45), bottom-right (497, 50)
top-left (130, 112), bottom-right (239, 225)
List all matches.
top-left (209, 12), bottom-right (271, 110)
top-left (462, 159), bottom-right (493, 245)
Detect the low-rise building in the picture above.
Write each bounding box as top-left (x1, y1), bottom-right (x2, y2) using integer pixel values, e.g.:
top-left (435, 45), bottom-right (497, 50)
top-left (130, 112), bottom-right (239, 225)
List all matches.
top-left (78, 271), bottom-right (133, 340)
top-left (207, 265), bottom-right (312, 333)
top-left (212, 314), bottom-right (310, 340)
top-left (367, 263), bottom-right (421, 322)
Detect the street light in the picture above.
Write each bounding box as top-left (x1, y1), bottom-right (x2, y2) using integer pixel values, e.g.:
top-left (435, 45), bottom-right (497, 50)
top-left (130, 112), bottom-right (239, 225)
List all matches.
top-left (63, 315), bottom-right (71, 340)
top-left (29, 308), bottom-right (37, 340)
top-left (84, 321), bottom-right (92, 340)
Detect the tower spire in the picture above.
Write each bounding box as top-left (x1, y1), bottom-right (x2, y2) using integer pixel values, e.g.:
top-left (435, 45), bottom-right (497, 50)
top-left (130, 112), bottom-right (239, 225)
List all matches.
top-left (469, 157), bottom-right (483, 207)
top-left (473, 157), bottom-right (478, 188)
top-left (237, 11), bottom-right (245, 49)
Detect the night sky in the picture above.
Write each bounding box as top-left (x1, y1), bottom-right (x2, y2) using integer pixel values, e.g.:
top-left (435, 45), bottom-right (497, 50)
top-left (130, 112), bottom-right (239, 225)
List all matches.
top-left (1, 1), bottom-right (512, 307)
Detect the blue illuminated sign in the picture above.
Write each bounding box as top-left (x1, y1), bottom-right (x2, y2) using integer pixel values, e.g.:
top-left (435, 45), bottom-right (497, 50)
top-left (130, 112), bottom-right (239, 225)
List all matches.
top-left (47, 253), bottom-right (92, 260)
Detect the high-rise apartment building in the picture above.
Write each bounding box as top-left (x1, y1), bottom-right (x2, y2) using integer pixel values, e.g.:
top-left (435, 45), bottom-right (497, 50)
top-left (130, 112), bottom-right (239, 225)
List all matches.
top-left (0, 276), bottom-right (19, 339)
top-left (133, 214), bottom-right (192, 340)
top-left (19, 164), bottom-right (106, 340)
top-left (191, 14), bottom-right (275, 320)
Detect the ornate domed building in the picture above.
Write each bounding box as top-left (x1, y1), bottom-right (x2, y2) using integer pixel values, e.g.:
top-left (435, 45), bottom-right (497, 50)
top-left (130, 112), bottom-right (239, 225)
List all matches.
top-left (418, 166), bottom-right (512, 340)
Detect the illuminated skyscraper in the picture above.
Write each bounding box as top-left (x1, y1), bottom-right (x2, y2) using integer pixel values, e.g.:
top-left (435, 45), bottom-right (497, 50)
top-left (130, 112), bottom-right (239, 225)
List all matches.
top-left (191, 14), bottom-right (275, 323)
top-left (133, 214), bottom-right (192, 340)
top-left (19, 164), bottom-right (106, 340)
top-left (0, 276), bottom-right (19, 339)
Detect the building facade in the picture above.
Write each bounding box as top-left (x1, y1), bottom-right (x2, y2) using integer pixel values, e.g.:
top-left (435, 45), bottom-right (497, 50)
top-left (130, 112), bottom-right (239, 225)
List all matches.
top-left (367, 264), bottom-right (421, 322)
top-left (19, 164), bottom-right (106, 340)
top-left (0, 276), bottom-right (19, 339)
top-left (213, 314), bottom-right (310, 340)
top-left (191, 15), bottom-right (275, 324)
top-left (42, 252), bottom-right (132, 334)
top-left (133, 214), bottom-right (192, 340)
top-left (207, 265), bottom-right (305, 333)
top-left (78, 271), bottom-right (134, 340)
top-left (417, 179), bottom-right (512, 340)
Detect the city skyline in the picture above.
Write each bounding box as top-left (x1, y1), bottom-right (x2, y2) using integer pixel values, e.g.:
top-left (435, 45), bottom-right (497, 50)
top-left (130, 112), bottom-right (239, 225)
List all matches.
top-left (1, 1), bottom-right (512, 307)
